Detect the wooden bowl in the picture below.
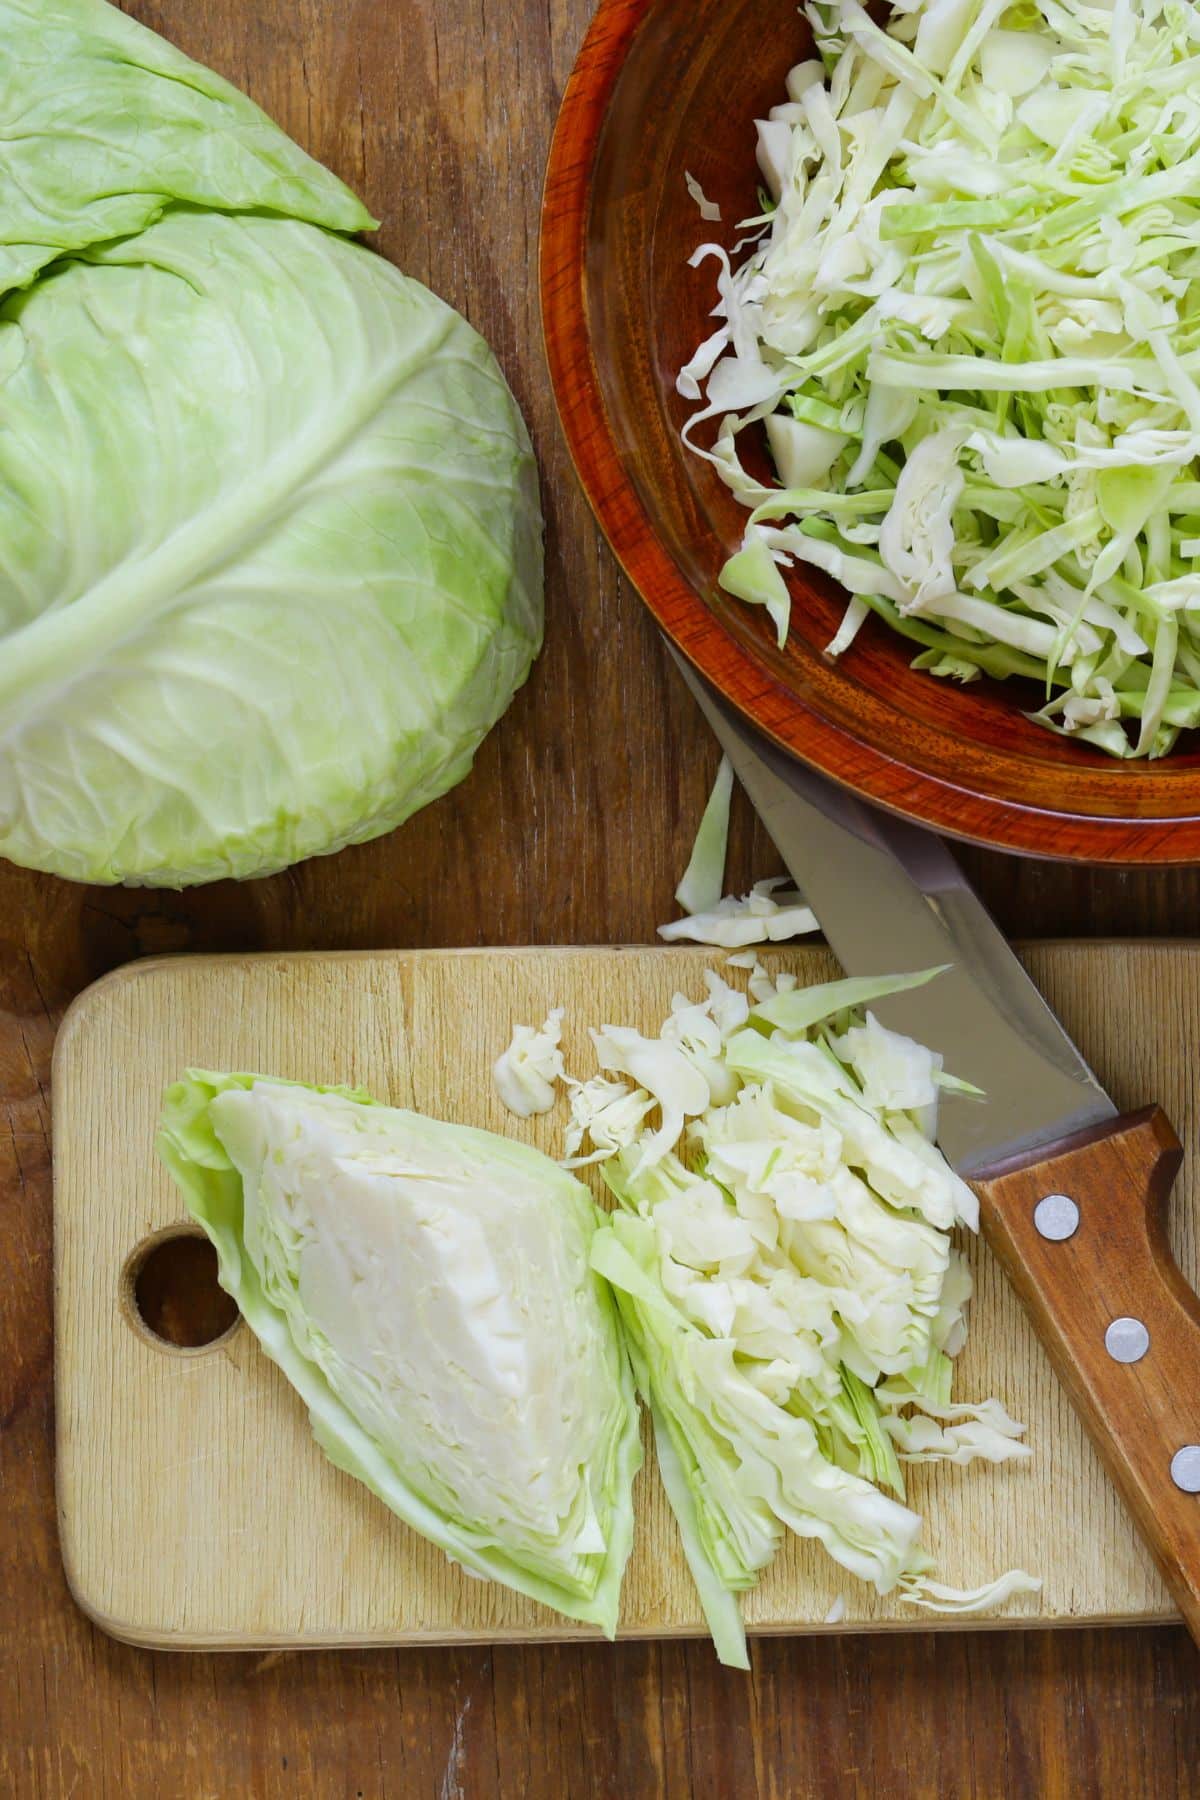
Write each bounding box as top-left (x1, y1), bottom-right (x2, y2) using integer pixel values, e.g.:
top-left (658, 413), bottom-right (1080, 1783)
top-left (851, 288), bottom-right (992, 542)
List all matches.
top-left (540, 0), bottom-right (1200, 864)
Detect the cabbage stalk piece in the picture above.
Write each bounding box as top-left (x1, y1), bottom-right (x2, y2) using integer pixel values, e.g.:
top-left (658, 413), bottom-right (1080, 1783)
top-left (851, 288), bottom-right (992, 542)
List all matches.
top-left (680, 0), bottom-right (1200, 757)
top-left (0, 0), bottom-right (542, 884)
top-left (157, 1073), bottom-right (641, 1636)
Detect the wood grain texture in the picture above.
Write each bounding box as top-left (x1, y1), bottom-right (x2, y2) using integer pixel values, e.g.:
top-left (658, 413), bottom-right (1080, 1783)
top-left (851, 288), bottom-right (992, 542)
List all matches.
top-left (0, 0), bottom-right (1198, 1794)
top-left (975, 1108), bottom-right (1200, 1645)
top-left (540, 0), bottom-right (1200, 864)
top-left (55, 942), bottom-right (1195, 1650)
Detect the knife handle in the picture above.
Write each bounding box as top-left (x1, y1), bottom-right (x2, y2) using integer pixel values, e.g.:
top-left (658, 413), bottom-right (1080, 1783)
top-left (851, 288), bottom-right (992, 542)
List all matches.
top-left (974, 1107), bottom-right (1200, 1643)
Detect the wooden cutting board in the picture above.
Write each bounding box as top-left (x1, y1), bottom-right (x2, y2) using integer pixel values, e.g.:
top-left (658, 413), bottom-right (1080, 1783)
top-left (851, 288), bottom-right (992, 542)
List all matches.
top-left (52, 943), bottom-right (1199, 1649)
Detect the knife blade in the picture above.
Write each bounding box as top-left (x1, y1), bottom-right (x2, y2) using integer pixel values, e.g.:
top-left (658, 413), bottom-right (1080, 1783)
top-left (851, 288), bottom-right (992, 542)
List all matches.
top-left (668, 650), bottom-right (1114, 1176)
top-left (669, 645), bottom-right (1200, 1645)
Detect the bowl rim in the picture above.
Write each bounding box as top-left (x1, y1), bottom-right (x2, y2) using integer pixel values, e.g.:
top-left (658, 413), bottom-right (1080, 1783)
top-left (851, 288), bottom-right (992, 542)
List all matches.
top-left (539, 0), bottom-right (1200, 866)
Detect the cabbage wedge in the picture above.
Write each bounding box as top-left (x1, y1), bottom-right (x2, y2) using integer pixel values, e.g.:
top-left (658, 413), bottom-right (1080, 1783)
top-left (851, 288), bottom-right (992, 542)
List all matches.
top-left (157, 1072), bottom-right (641, 1636)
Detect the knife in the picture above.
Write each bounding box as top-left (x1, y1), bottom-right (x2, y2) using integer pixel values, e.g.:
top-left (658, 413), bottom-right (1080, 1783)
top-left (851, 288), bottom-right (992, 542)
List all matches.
top-left (670, 647), bottom-right (1200, 1642)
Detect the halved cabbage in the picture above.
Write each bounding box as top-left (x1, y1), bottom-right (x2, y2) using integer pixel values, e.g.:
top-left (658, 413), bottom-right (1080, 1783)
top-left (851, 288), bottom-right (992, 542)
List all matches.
top-left (157, 1072), bottom-right (641, 1636)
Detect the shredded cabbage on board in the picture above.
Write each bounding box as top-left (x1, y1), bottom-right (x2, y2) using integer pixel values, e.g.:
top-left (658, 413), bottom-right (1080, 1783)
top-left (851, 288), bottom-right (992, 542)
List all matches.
top-left (494, 961), bottom-right (1039, 1666)
top-left (493, 1008), bottom-right (567, 1116)
top-left (680, 0), bottom-right (1200, 757)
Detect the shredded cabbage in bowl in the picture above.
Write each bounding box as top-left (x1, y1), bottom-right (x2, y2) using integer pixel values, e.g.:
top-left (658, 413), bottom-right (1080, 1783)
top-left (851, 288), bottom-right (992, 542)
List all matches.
top-left (680, 0), bottom-right (1200, 758)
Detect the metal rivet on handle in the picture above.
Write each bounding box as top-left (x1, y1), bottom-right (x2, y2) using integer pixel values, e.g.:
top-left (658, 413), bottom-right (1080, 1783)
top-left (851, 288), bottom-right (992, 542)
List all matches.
top-left (1104, 1317), bottom-right (1150, 1364)
top-left (1171, 1446), bottom-right (1200, 1494)
top-left (1033, 1193), bottom-right (1079, 1241)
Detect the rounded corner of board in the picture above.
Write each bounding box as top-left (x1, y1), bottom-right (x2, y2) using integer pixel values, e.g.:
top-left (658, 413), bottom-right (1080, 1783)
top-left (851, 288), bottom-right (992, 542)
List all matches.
top-left (53, 956), bottom-right (192, 1071)
top-left (56, 1531), bottom-right (152, 1651)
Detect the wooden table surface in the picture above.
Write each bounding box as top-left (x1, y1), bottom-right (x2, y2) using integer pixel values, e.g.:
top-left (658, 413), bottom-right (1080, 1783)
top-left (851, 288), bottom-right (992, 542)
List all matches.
top-left (2, 2), bottom-right (1199, 1794)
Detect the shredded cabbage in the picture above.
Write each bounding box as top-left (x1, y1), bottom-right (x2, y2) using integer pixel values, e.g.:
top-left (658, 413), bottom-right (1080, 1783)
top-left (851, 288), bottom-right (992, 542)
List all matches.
top-left (685, 172), bottom-right (723, 222)
top-left (663, 758), bottom-right (822, 948)
top-left (563, 1077), bottom-right (657, 1169)
top-left (681, 0), bottom-right (1200, 757)
top-left (550, 963), bottom-right (1039, 1663)
top-left (493, 1008), bottom-right (566, 1117)
top-left (660, 876), bottom-right (820, 947)
top-left (674, 756), bottom-right (735, 916)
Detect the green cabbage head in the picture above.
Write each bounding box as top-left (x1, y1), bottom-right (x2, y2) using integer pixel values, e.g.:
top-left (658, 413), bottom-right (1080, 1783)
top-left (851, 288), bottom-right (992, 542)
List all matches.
top-left (0, 0), bottom-right (542, 884)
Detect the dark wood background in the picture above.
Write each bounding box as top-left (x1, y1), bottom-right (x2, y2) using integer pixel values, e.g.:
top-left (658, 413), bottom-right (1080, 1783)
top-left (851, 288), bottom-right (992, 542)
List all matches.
top-left (2, 2), bottom-right (1198, 1793)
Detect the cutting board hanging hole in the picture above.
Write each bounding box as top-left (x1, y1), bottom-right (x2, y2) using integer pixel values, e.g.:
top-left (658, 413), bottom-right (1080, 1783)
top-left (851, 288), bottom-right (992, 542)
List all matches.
top-left (120, 1225), bottom-right (240, 1355)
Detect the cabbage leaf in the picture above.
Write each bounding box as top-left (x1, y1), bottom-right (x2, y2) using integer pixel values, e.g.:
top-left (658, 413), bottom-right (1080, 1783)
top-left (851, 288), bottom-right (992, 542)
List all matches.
top-left (0, 0), bottom-right (373, 293)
